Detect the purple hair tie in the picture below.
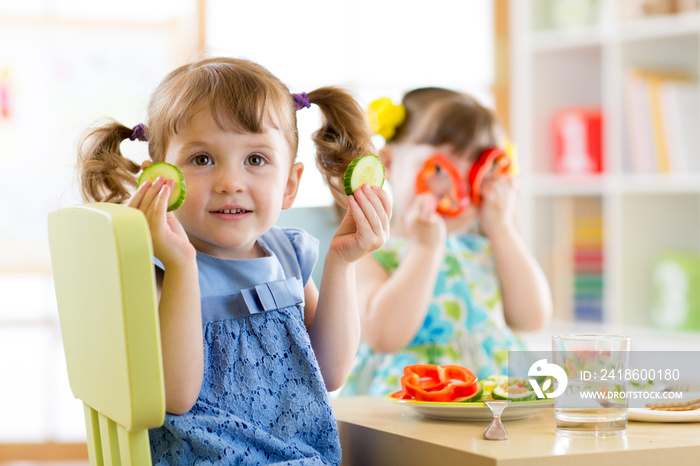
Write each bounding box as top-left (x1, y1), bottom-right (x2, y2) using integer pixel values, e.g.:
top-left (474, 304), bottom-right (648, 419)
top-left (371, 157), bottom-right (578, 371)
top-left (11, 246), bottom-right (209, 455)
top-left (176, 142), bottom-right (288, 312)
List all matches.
top-left (292, 92), bottom-right (311, 110)
top-left (129, 123), bottom-right (147, 141)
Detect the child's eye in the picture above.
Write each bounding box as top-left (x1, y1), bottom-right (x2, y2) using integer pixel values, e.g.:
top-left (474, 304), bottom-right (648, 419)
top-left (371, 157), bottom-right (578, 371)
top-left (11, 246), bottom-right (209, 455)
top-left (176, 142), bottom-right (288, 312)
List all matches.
top-left (193, 154), bottom-right (212, 165)
top-left (246, 154), bottom-right (266, 167)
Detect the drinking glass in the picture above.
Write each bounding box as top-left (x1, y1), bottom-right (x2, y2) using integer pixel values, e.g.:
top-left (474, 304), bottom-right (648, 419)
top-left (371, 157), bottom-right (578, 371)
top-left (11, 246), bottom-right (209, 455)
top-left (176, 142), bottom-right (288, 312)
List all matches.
top-left (552, 334), bottom-right (631, 437)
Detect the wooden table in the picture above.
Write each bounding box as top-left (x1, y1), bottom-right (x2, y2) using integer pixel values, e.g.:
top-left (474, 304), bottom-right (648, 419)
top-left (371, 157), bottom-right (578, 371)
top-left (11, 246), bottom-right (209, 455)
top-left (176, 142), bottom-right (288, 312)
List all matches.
top-left (332, 396), bottom-right (700, 466)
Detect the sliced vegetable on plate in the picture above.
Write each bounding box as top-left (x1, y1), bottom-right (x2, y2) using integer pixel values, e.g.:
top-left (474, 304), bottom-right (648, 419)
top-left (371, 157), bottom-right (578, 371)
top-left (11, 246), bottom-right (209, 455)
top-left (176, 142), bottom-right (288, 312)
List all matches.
top-left (387, 364), bottom-right (552, 421)
top-left (389, 364), bottom-right (544, 403)
top-left (492, 383), bottom-right (537, 402)
top-left (391, 364), bottom-right (479, 402)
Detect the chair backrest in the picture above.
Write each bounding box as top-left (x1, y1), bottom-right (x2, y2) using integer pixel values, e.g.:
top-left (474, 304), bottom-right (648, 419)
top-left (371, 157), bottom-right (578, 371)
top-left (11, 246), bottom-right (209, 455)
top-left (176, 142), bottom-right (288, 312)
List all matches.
top-left (49, 203), bottom-right (165, 465)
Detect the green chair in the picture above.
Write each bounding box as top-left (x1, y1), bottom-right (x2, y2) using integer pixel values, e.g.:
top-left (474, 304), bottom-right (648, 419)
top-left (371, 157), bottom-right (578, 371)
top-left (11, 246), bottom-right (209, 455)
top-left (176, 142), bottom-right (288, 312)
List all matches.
top-left (49, 203), bottom-right (165, 465)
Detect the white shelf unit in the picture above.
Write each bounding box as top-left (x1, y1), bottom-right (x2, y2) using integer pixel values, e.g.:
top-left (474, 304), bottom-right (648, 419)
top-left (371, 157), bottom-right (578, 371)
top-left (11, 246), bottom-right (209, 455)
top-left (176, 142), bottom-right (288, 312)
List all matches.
top-left (510, 1), bottom-right (700, 328)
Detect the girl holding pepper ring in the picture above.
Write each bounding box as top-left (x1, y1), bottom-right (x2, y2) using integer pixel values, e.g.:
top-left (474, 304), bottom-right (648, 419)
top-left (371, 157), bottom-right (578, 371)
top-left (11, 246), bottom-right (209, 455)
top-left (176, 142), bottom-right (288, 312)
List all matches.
top-left (415, 146), bottom-right (515, 218)
top-left (339, 88), bottom-right (552, 397)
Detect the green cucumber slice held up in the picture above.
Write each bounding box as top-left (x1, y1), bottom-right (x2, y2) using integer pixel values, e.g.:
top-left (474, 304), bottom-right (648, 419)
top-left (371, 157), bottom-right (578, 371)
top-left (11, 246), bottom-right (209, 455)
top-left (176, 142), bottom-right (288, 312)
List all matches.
top-left (137, 162), bottom-right (187, 211)
top-left (343, 154), bottom-right (385, 196)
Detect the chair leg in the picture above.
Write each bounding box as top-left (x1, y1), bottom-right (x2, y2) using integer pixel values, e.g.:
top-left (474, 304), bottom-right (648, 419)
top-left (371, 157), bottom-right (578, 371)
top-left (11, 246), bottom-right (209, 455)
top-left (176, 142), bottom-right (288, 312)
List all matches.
top-left (83, 404), bottom-right (104, 466)
top-left (97, 412), bottom-right (122, 465)
top-left (117, 425), bottom-right (152, 466)
top-left (84, 404), bottom-right (152, 466)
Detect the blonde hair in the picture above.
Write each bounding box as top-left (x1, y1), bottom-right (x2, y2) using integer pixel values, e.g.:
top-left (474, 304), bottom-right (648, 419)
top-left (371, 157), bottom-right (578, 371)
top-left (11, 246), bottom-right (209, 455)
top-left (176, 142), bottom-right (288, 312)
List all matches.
top-left (391, 87), bottom-right (504, 161)
top-left (78, 57), bottom-right (373, 206)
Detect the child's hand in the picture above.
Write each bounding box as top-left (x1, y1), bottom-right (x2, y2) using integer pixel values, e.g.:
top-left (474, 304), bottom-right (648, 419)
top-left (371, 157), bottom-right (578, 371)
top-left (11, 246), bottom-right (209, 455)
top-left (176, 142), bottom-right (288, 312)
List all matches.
top-left (127, 176), bottom-right (196, 267)
top-left (329, 184), bottom-right (392, 263)
top-left (478, 176), bottom-right (517, 237)
top-left (404, 192), bottom-right (446, 247)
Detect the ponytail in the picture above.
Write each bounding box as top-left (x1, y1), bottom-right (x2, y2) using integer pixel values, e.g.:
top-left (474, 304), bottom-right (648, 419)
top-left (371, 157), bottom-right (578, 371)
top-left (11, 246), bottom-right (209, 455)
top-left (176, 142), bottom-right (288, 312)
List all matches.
top-left (307, 87), bottom-right (374, 208)
top-left (77, 120), bottom-right (142, 204)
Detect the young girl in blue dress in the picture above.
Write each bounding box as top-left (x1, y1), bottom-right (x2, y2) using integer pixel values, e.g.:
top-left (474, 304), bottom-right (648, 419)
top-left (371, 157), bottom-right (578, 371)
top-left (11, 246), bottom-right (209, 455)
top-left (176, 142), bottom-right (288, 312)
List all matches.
top-left (340, 87), bottom-right (551, 396)
top-left (77, 57), bottom-right (391, 464)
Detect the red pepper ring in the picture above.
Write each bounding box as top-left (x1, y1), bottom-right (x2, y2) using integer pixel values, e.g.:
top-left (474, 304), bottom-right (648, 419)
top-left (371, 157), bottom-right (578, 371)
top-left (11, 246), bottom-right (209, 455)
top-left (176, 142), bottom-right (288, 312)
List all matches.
top-left (467, 147), bottom-right (511, 206)
top-left (389, 389), bottom-right (412, 400)
top-left (398, 364), bottom-right (478, 402)
top-left (415, 155), bottom-right (469, 217)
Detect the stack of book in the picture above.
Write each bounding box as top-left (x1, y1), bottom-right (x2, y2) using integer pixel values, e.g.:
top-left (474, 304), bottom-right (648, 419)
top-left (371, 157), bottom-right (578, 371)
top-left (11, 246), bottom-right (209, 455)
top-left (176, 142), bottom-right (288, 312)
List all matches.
top-left (548, 197), bottom-right (605, 322)
top-left (572, 198), bottom-right (604, 321)
top-left (624, 68), bottom-right (699, 173)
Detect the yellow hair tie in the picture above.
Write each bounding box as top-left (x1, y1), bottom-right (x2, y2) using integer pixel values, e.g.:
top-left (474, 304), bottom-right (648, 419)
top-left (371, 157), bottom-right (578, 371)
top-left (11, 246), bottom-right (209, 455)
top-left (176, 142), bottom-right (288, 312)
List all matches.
top-left (367, 97), bottom-right (406, 141)
top-left (504, 139), bottom-right (519, 176)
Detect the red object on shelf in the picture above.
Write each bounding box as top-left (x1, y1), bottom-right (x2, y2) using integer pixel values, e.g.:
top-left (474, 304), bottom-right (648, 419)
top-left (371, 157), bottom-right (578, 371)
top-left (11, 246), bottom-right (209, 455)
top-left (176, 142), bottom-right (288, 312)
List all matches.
top-left (553, 108), bottom-right (603, 174)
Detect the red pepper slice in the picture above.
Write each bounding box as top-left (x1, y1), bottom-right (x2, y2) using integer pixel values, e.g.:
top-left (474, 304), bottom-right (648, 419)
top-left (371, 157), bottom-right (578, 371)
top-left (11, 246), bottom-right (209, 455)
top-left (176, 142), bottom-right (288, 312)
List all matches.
top-left (415, 155), bottom-right (469, 217)
top-left (466, 147), bottom-right (511, 206)
top-left (397, 364), bottom-right (478, 402)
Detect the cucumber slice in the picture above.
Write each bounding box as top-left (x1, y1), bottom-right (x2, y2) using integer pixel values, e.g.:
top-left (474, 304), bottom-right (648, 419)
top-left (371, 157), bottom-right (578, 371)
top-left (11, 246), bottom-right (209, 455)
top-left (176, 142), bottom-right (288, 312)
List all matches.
top-left (343, 154), bottom-right (385, 196)
top-left (137, 162), bottom-right (187, 211)
top-left (492, 385), bottom-right (509, 400)
top-left (460, 381), bottom-right (484, 402)
top-left (493, 384), bottom-right (536, 402)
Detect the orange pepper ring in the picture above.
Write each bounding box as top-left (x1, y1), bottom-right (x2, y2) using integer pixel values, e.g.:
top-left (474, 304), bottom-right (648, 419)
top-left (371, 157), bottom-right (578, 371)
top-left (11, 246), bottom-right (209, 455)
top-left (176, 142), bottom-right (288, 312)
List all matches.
top-left (415, 155), bottom-right (469, 217)
top-left (467, 147), bottom-right (511, 206)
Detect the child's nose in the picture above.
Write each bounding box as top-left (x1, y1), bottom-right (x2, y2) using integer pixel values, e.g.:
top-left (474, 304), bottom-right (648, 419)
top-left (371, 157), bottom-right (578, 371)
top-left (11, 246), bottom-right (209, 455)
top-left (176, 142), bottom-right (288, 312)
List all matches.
top-left (214, 166), bottom-right (246, 194)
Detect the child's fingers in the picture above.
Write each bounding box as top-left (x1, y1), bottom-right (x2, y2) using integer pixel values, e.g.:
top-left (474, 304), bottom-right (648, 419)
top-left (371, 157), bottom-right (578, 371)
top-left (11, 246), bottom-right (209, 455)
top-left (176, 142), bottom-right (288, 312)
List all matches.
top-left (421, 195), bottom-right (437, 220)
top-left (347, 195), bottom-right (370, 235)
top-left (372, 186), bottom-right (393, 222)
top-left (485, 177), bottom-right (512, 206)
top-left (503, 175), bottom-right (514, 189)
top-left (411, 192), bottom-right (436, 221)
top-left (347, 192), bottom-right (384, 250)
top-left (138, 176), bottom-right (167, 213)
top-left (353, 185), bottom-right (387, 238)
top-left (144, 180), bottom-right (171, 227)
top-left (349, 188), bottom-right (377, 236)
top-left (361, 185), bottom-right (390, 232)
top-left (127, 180), bottom-right (152, 209)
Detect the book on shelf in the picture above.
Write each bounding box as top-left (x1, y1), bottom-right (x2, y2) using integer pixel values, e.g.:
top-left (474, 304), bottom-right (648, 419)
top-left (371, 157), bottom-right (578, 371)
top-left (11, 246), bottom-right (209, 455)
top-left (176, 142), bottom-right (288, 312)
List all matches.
top-left (624, 68), bottom-right (700, 174)
top-left (549, 197), bottom-right (605, 322)
top-left (624, 71), bottom-right (654, 172)
top-left (572, 198), bottom-right (604, 322)
top-left (574, 298), bottom-right (603, 322)
top-left (660, 79), bottom-right (699, 172)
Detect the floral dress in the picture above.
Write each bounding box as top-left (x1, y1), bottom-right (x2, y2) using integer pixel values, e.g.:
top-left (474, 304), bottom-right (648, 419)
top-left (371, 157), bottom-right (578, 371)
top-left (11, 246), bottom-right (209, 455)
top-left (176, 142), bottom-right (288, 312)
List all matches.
top-left (149, 227), bottom-right (341, 465)
top-left (339, 233), bottom-right (524, 397)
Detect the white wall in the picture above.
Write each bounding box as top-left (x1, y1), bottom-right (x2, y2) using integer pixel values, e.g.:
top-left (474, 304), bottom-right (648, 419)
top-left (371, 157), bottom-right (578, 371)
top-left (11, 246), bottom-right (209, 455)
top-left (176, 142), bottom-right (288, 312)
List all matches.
top-left (206, 0), bottom-right (495, 207)
top-left (0, 0), bottom-right (195, 443)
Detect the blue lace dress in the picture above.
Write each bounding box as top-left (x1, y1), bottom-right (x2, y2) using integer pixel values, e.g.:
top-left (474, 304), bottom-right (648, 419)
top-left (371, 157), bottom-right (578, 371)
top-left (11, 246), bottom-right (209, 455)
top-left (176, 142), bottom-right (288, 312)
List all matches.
top-left (149, 227), bottom-right (341, 465)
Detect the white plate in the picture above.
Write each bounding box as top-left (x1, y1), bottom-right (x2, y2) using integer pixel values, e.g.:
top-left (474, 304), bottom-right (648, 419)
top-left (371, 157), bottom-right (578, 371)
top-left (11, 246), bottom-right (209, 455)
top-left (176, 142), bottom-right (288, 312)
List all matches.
top-left (629, 408), bottom-right (700, 423)
top-left (628, 390), bottom-right (700, 422)
top-left (386, 395), bottom-right (553, 421)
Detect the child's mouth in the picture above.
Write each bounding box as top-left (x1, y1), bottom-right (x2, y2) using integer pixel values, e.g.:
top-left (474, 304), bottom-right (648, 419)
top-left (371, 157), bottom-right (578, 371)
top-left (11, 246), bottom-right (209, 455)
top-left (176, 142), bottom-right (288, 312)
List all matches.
top-left (213, 208), bottom-right (251, 214)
